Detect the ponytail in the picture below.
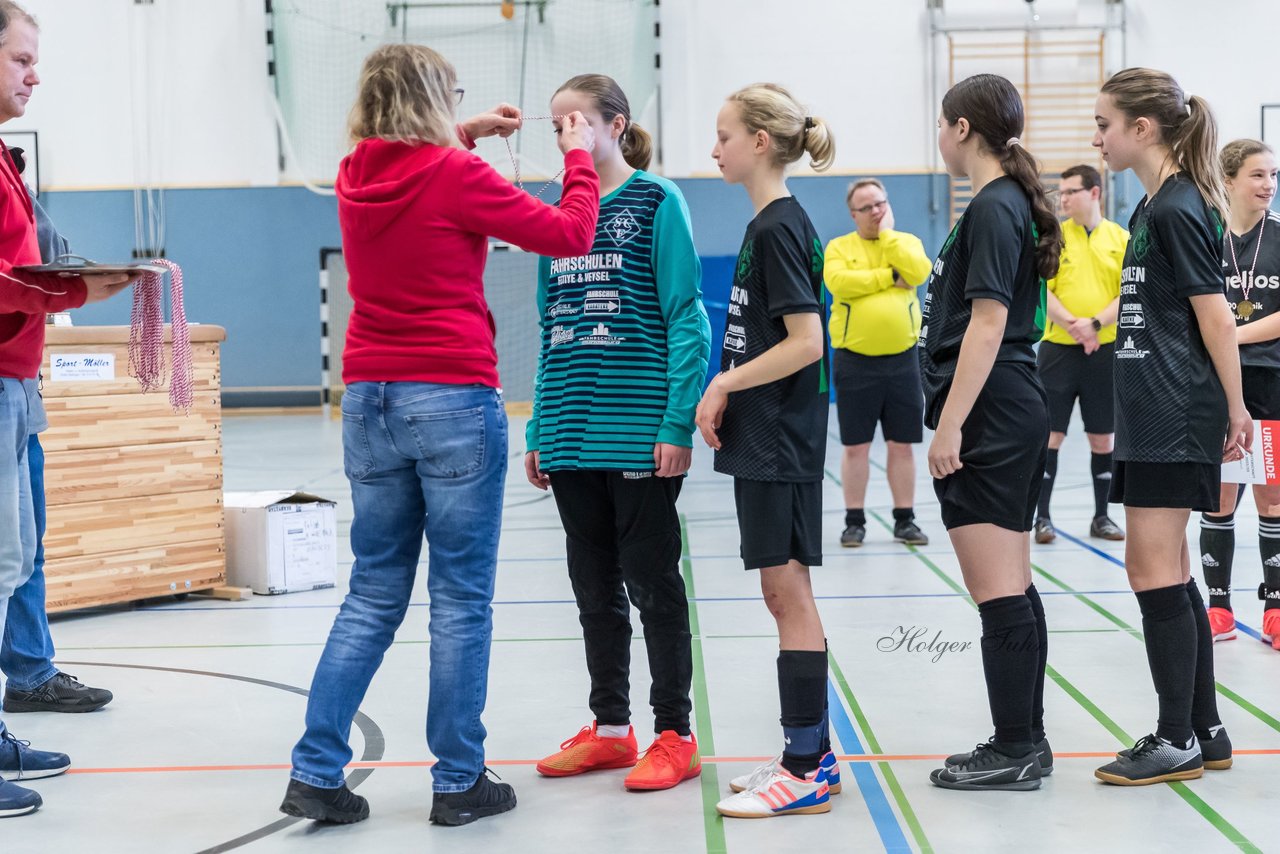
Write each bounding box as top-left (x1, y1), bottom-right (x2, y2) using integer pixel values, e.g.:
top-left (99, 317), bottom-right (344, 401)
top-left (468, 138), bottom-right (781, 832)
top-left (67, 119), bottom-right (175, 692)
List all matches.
top-left (621, 122), bottom-right (652, 171)
top-left (1002, 144), bottom-right (1062, 280)
top-left (942, 74), bottom-right (1062, 279)
top-left (1101, 68), bottom-right (1227, 217)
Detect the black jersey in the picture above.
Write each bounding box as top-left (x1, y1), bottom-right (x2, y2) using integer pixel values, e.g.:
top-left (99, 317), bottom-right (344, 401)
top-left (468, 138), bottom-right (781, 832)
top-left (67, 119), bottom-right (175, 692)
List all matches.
top-left (1224, 209), bottom-right (1280, 369)
top-left (714, 196), bottom-right (829, 482)
top-left (1114, 173), bottom-right (1227, 464)
top-left (919, 176), bottom-right (1044, 428)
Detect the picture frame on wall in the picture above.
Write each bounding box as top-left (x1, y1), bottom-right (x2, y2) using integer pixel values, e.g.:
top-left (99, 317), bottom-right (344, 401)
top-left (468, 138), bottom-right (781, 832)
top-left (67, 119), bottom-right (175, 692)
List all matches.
top-left (1264, 104), bottom-right (1280, 147)
top-left (0, 129), bottom-right (39, 196)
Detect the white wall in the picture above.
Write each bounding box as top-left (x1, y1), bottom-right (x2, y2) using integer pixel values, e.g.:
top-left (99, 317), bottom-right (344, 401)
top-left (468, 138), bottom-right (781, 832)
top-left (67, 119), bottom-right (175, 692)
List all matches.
top-left (660, 0), bottom-right (1280, 177)
top-left (18, 0), bottom-right (278, 189)
top-left (9, 0), bottom-right (1280, 189)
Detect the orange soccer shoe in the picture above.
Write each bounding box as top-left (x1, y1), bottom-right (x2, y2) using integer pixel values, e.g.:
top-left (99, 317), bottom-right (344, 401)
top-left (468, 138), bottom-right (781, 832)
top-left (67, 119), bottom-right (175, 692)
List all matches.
top-left (624, 731), bottom-right (701, 791)
top-left (536, 723), bottom-right (638, 778)
top-left (1262, 609), bottom-right (1280, 651)
top-left (1207, 607), bottom-right (1237, 643)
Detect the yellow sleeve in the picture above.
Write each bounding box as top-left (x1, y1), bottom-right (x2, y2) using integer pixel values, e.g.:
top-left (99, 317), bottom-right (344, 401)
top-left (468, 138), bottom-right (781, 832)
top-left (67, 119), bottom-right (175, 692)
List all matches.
top-left (878, 231), bottom-right (933, 287)
top-left (823, 237), bottom-right (893, 300)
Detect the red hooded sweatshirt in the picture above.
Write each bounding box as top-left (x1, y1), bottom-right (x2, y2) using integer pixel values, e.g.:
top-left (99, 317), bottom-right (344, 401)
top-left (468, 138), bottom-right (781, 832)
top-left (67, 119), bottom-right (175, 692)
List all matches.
top-left (337, 139), bottom-right (599, 387)
top-left (0, 142), bottom-right (87, 379)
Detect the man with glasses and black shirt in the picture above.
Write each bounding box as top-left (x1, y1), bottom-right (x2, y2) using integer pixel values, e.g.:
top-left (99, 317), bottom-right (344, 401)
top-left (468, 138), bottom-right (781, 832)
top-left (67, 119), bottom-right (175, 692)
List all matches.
top-left (1033, 164), bottom-right (1128, 544)
top-left (824, 178), bottom-right (932, 547)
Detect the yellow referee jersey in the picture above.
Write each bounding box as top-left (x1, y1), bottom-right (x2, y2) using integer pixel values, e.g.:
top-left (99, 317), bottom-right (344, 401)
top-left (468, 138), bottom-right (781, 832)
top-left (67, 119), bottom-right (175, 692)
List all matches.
top-left (823, 229), bottom-right (932, 356)
top-left (1043, 218), bottom-right (1128, 346)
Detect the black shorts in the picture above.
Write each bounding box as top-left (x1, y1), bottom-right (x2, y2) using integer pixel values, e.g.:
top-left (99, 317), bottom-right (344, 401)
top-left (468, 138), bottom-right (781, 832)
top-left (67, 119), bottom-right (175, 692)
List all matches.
top-left (732, 478), bottom-right (823, 570)
top-left (1036, 341), bottom-right (1115, 435)
top-left (1242, 364), bottom-right (1280, 421)
top-left (833, 347), bottom-right (925, 445)
top-left (1109, 461), bottom-right (1220, 511)
top-left (933, 361), bottom-right (1049, 532)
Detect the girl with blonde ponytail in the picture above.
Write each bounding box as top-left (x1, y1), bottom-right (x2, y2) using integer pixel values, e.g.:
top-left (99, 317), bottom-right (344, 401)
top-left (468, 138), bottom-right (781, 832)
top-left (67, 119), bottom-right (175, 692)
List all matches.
top-left (698, 83), bottom-right (838, 819)
top-left (923, 73), bottom-right (1056, 793)
top-left (1092, 68), bottom-right (1249, 787)
top-left (527, 73), bottom-right (712, 793)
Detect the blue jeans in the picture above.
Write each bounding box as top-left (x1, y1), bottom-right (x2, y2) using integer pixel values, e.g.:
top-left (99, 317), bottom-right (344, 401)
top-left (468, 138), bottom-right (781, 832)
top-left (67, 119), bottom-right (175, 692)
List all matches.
top-left (0, 378), bottom-right (40, 739)
top-left (0, 434), bottom-right (57, 691)
top-left (290, 382), bottom-right (509, 793)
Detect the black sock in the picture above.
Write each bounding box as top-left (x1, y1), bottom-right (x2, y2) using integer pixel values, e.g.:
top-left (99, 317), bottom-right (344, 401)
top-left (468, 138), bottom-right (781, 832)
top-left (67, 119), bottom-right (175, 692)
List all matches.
top-left (978, 595), bottom-right (1039, 755)
top-left (844, 508), bottom-right (866, 528)
top-left (778, 650), bottom-right (828, 777)
top-left (820, 639), bottom-right (831, 755)
top-left (1090, 452), bottom-right (1113, 519)
top-left (892, 507), bottom-right (914, 523)
top-left (1184, 579), bottom-right (1222, 740)
top-left (1025, 584), bottom-right (1049, 743)
top-left (1259, 516), bottom-right (1280, 612)
top-left (1199, 512), bottom-right (1236, 611)
top-left (1036, 449), bottom-right (1058, 520)
top-left (1136, 584), bottom-right (1196, 745)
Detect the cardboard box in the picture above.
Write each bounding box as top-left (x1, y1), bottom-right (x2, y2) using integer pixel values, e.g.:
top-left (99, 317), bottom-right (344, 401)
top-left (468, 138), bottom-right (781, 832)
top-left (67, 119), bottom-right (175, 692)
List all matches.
top-left (224, 491), bottom-right (337, 594)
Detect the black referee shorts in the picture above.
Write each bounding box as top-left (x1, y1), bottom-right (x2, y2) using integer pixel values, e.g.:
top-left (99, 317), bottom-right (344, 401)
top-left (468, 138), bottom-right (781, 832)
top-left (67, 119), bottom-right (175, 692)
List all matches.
top-left (1110, 461), bottom-right (1220, 512)
top-left (833, 347), bottom-right (925, 445)
top-left (933, 361), bottom-right (1049, 532)
top-left (1036, 340), bottom-right (1115, 435)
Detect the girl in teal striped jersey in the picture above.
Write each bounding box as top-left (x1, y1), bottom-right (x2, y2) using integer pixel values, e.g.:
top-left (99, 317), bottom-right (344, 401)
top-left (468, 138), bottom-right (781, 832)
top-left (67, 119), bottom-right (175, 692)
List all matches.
top-left (524, 74), bottom-right (711, 792)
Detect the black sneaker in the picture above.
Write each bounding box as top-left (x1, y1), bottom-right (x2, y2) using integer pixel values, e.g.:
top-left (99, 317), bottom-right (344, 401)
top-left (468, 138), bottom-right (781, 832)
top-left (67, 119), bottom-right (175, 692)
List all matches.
top-left (947, 736), bottom-right (1052, 776)
top-left (931, 741), bottom-right (1042, 791)
top-left (840, 524), bottom-right (866, 548)
top-left (893, 519), bottom-right (929, 546)
top-left (3, 672), bottom-right (113, 714)
top-left (1089, 516), bottom-right (1125, 541)
top-left (1118, 726), bottom-right (1232, 771)
top-left (1095, 734), bottom-right (1202, 785)
top-left (1034, 517), bottom-right (1056, 545)
top-left (279, 779), bottom-right (369, 823)
top-left (430, 770), bottom-right (516, 826)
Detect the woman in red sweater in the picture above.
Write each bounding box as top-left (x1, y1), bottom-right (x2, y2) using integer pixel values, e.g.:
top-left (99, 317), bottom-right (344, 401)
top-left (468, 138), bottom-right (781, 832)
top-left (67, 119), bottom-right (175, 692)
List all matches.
top-left (282, 43), bottom-right (599, 828)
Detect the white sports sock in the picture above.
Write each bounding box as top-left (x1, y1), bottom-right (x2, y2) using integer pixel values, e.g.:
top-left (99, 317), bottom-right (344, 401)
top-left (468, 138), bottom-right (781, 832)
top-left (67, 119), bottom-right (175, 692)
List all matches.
top-left (597, 724), bottom-right (630, 739)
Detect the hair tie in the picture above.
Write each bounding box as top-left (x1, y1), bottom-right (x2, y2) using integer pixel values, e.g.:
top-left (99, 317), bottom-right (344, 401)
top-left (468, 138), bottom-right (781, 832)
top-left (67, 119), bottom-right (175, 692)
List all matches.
top-left (1184, 94), bottom-right (1194, 116)
top-left (804, 116), bottom-right (815, 131)
top-left (1006, 137), bottom-right (1021, 149)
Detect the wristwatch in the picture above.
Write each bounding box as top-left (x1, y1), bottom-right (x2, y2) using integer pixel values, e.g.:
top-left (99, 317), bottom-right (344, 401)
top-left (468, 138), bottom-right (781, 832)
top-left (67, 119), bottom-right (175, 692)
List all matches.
top-left (1090, 317), bottom-right (1102, 332)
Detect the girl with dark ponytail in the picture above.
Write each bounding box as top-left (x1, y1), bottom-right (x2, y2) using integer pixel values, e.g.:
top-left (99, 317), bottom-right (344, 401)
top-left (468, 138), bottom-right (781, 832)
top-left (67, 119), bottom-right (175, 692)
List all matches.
top-left (527, 73), bottom-right (712, 792)
top-left (1092, 68), bottom-right (1249, 787)
top-left (920, 73), bottom-right (1055, 792)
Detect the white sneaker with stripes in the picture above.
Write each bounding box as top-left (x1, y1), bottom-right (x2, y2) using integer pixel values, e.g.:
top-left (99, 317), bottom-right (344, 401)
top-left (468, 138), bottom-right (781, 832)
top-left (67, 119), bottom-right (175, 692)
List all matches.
top-left (715, 760), bottom-right (831, 818)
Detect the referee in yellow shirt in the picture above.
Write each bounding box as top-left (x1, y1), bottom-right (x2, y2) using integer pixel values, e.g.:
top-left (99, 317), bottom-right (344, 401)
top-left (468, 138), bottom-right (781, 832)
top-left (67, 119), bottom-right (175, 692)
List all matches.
top-left (1034, 164), bottom-right (1127, 544)
top-left (824, 178), bottom-right (933, 547)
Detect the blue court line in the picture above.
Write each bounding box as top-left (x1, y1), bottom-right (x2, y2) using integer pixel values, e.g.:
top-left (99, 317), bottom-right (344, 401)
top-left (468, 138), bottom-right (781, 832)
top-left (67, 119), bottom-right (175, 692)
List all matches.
top-left (826, 680), bottom-right (911, 852)
top-left (134, 587), bottom-right (1141, 613)
top-left (1055, 528), bottom-right (1270, 644)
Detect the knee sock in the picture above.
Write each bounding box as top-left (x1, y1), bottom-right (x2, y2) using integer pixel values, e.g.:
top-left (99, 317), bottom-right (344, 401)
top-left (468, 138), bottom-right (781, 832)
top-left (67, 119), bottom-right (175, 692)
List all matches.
top-left (1136, 584), bottom-right (1196, 746)
top-left (1199, 511), bottom-right (1236, 611)
top-left (1036, 449), bottom-right (1058, 520)
top-left (1025, 584), bottom-right (1049, 743)
top-left (778, 650), bottom-right (828, 777)
top-left (820, 640), bottom-right (831, 756)
top-left (1184, 579), bottom-right (1223, 740)
top-left (1090, 452), bottom-right (1113, 519)
top-left (844, 508), bottom-right (866, 529)
top-left (977, 595), bottom-right (1039, 755)
top-left (1258, 515), bottom-right (1280, 612)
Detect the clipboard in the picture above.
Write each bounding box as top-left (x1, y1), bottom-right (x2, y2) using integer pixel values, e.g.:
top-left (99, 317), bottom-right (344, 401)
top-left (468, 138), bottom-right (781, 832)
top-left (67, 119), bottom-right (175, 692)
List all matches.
top-left (15, 254), bottom-right (166, 277)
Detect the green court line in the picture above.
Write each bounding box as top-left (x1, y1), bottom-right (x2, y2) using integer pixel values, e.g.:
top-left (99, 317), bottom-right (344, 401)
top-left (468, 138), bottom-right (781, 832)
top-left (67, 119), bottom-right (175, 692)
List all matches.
top-left (1030, 563), bottom-right (1280, 736)
top-left (856, 504), bottom-right (1263, 852)
top-left (827, 650), bottom-right (933, 853)
top-left (680, 513), bottom-right (728, 854)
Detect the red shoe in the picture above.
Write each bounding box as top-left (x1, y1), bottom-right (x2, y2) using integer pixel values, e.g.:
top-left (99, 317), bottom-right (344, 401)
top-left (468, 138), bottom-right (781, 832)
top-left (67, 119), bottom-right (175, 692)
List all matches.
top-left (536, 723), bottom-right (638, 777)
top-left (1207, 607), bottom-right (1237, 643)
top-left (624, 731), bottom-right (701, 791)
top-left (1263, 610), bottom-right (1280, 651)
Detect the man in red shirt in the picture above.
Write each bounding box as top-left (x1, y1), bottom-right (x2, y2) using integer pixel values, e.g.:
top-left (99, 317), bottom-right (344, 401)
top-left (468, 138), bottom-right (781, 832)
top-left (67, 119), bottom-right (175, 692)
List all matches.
top-left (0, 2), bottom-right (135, 818)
